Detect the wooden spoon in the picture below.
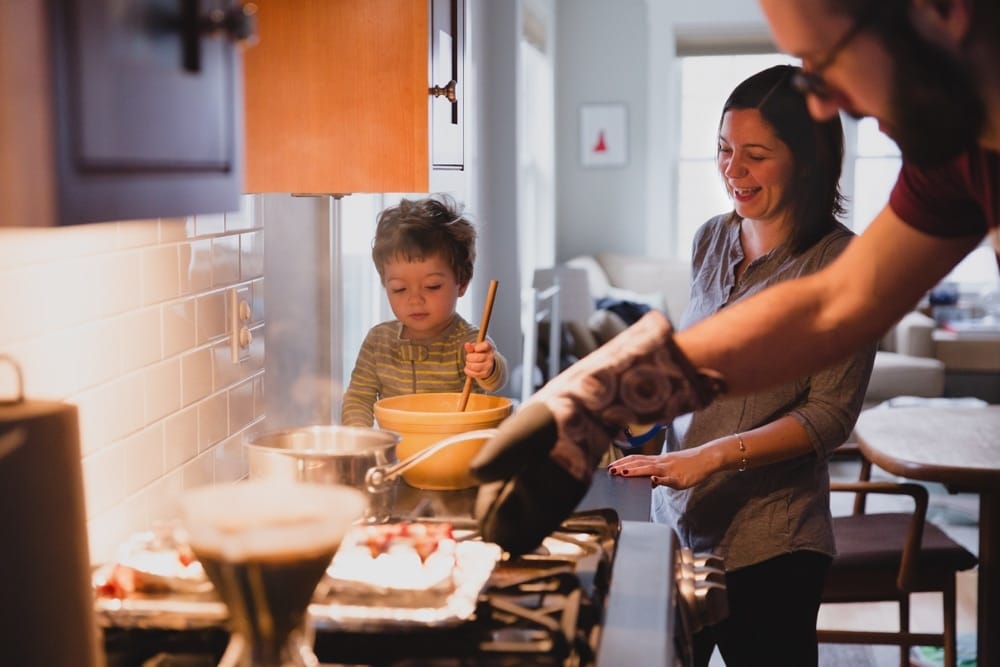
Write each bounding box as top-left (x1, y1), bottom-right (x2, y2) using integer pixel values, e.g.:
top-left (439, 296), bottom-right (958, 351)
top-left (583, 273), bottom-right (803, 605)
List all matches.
top-left (458, 279), bottom-right (499, 411)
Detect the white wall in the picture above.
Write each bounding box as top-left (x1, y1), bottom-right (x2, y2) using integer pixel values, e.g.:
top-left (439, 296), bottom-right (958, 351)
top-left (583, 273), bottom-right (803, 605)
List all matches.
top-left (554, 0), bottom-right (769, 261)
top-left (555, 0), bottom-right (648, 261)
top-left (467, 0), bottom-right (558, 391)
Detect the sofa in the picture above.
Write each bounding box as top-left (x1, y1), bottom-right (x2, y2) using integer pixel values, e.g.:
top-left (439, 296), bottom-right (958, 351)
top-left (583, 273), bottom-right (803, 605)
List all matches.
top-left (865, 311), bottom-right (946, 408)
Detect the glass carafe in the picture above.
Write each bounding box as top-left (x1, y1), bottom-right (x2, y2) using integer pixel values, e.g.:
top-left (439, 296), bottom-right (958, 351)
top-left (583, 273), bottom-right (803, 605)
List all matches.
top-left (179, 480), bottom-right (367, 667)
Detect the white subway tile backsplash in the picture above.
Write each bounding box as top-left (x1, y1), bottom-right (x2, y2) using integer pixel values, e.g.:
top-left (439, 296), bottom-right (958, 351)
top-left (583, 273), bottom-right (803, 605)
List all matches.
top-left (183, 450), bottom-right (216, 490)
top-left (0, 268), bottom-right (38, 342)
top-left (213, 431), bottom-right (249, 484)
top-left (118, 219), bottom-right (162, 250)
top-left (163, 298), bottom-right (197, 358)
top-left (159, 218), bottom-right (194, 244)
top-left (0, 195), bottom-right (264, 565)
top-left (74, 389), bottom-right (110, 457)
top-left (225, 196), bottom-right (256, 232)
top-left (120, 307), bottom-right (163, 372)
top-left (181, 346), bottom-right (214, 406)
top-left (253, 374), bottom-right (265, 419)
top-left (228, 378), bottom-right (255, 433)
top-left (250, 279), bottom-right (265, 323)
top-left (73, 319), bottom-right (123, 391)
top-left (180, 239), bottom-right (214, 295)
top-left (146, 470), bottom-right (185, 527)
top-left (164, 406), bottom-right (199, 469)
top-left (194, 213), bottom-right (227, 237)
top-left (240, 230), bottom-right (264, 281)
top-left (82, 445), bottom-right (126, 517)
top-left (198, 392), bottom-right (229, 452)
top-left (50, 256), bottom-right (98, 329)
top-left (211, 234), bottom-right (241, 286)
top-left (103, 373), bottom-right (147, 443)
top-left (145, 357), bottom-right (182, 423)
top-left (142, 244), bottom-right (181, 306)
top-left (104, 251), bottom-right (144, 316)
top-left (123, 424), bottom-right (165, 495)
top-left (197, 290), bottom-right (228, 345)
top-left (212, 337), bottom-right (247, 391)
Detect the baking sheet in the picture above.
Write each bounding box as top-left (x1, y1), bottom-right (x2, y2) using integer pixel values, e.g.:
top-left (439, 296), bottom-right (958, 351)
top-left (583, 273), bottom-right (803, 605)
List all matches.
top-left (94, 533), bottom-right (501, 631)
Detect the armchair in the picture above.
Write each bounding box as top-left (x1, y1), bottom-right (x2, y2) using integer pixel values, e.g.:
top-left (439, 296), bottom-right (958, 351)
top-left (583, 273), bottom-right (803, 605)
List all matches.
top-left (864, 311), bottom-right (946, 408)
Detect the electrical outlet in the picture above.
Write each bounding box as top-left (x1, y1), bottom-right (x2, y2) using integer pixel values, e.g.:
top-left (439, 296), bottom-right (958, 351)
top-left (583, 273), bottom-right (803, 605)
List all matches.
top-left (229, 286), bottom-right (252, 364)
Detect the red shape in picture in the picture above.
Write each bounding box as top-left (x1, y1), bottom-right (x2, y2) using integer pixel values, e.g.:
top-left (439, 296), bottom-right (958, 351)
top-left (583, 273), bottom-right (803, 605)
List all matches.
top-left (592, 130), bottom-right (608, 153)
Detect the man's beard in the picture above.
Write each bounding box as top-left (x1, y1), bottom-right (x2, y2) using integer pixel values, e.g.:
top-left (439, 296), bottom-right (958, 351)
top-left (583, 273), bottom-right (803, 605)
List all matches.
top-left (881, 23), bottom-right (984, 167)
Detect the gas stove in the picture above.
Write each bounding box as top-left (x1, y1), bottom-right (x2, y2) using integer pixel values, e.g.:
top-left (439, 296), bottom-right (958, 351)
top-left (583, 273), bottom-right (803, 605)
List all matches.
top-left (103, 509), bottom-right (620, 667)
top-left (100, 475), bottom-right (694, 667)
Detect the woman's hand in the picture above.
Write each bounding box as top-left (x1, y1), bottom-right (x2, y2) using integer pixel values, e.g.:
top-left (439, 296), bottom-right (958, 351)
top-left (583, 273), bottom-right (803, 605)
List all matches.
top-left (464, 340), bottom-right (496, 379)
top-left (607, 446), bottom-right (720, 489)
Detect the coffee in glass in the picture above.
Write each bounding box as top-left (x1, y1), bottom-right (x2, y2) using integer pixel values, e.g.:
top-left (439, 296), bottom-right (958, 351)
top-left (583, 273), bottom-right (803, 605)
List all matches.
top-left (180, 480), bottom-right (367, 667)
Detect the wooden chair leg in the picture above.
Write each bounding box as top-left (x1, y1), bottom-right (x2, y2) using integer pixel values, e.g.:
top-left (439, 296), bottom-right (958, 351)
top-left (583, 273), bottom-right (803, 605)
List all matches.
top-left (899, 596), bottom-right (910, 667)
top-left (943, 580), bottom-right (958, 667)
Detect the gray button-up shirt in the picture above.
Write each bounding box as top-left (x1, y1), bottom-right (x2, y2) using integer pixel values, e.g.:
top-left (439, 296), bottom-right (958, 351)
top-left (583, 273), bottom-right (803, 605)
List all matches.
top-left (652, 214), bottom-right (877, 571)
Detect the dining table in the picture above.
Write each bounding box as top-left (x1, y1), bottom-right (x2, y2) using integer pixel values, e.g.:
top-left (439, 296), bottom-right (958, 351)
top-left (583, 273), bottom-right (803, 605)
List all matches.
top-left (854, 404), bottom-right (1000, 666)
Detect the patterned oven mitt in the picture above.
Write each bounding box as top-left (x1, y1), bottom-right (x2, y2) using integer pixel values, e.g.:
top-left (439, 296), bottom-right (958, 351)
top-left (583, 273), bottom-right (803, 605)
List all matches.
top-left (470, 311), bottom-right (726, 555)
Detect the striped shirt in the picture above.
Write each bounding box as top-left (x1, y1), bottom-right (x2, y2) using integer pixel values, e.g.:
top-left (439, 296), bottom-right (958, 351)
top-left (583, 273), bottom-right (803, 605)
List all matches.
top-left (341, 315), bottom-right (508, 427)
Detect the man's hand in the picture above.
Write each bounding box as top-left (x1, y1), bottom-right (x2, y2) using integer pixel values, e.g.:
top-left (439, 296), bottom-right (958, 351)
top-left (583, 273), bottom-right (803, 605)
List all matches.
top-left (471, 311), bottom-right (725, 554)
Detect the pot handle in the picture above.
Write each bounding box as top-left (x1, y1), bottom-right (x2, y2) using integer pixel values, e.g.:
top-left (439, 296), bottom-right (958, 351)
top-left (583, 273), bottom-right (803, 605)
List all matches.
top-left (364, 429), bottom-right (499, 493)
top-left (0, 355), bottom-right (25, 406)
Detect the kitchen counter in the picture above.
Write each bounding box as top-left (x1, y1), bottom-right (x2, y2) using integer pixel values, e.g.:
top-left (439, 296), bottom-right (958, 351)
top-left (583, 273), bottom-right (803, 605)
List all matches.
top-left (579, 470), bottom-right (653, 521)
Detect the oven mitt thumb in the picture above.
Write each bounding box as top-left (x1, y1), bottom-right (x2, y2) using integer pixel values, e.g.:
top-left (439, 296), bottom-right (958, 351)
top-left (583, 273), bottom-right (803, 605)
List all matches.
top-left (471, 311), bottom-right (725, 555)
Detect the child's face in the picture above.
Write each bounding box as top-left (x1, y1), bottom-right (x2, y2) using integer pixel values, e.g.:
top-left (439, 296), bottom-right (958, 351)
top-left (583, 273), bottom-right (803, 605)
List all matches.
top-left (383, 253), bottom-right (467, 341)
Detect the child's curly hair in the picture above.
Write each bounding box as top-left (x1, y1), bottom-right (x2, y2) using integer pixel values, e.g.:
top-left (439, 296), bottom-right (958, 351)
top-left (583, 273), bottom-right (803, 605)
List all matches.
top-left (372, 194), bottom-right (477, 286)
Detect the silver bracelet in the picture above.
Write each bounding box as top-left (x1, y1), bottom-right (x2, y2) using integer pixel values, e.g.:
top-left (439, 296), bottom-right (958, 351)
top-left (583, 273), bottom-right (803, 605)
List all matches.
top-left (735, 432), bottom-right (748, 472)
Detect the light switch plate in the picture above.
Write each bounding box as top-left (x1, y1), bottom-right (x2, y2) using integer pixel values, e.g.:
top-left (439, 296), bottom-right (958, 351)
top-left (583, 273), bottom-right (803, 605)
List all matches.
top-left (229, 286), bottom-right (252, 364)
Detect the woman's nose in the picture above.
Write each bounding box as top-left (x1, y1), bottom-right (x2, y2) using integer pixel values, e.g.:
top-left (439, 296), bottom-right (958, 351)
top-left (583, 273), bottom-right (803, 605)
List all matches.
top-left (723, 157), bottom-right (744, 177)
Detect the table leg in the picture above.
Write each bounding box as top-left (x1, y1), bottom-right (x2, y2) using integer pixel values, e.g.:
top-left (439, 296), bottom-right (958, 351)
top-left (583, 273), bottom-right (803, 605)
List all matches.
top-left (978, 491), bottom-right (999, 666)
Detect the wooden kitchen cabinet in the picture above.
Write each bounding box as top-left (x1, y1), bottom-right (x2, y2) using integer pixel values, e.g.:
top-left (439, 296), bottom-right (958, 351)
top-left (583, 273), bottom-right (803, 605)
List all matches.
top-left (0, 0), bottom-right (245, 227)
top-left (243, 0), bottom-right (465, 194)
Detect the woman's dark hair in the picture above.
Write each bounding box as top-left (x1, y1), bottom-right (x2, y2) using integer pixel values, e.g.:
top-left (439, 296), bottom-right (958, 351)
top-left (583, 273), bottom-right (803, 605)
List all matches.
top-left (719, 64), bottom-right (846, 253)
top-left (372, 194), bottom-right (476, 286)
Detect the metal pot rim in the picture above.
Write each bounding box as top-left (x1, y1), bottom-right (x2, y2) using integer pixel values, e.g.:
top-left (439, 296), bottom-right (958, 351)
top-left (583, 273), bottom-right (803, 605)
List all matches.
top-left (245, 424), bottom-right (401, 459)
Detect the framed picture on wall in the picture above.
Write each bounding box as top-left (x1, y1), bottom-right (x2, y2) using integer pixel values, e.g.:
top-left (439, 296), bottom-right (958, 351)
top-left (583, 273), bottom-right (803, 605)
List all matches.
top-left (579, 103), bottom-right (628, 168)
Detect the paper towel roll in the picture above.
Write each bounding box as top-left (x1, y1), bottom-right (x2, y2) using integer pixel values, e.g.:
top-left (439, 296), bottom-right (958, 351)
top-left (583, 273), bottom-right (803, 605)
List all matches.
top-left (0, 397), bottom-right (101, 666)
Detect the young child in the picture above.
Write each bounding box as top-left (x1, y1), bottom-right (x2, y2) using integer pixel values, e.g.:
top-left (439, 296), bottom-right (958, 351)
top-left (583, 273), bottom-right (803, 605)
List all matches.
top-left (341, 195), bottom-right (508, 427)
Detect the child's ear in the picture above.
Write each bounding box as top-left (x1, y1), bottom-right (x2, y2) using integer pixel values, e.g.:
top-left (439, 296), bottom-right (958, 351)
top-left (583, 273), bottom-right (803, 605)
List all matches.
top-left (458, 282), bottom-right (469, 296)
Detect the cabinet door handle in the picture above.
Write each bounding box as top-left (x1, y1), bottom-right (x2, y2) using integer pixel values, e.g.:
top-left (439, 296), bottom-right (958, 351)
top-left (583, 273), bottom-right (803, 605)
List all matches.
top-left (150, 0), bottom-right (259, 73)
top-left (429, 79), bottom-right (457, 104)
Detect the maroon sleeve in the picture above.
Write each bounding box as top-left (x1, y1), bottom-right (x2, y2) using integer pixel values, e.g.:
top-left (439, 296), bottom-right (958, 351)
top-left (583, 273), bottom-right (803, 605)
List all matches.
top-left (888, 153), bottom-right (987, 239)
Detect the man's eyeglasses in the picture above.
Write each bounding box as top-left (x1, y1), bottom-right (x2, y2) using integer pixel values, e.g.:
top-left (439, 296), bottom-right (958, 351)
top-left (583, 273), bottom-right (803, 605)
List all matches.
top-left (791, 5), bottom-right (880, 101)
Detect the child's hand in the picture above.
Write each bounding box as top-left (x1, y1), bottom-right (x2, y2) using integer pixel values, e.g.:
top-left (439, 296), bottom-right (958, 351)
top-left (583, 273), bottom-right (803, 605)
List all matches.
top-left (464, 341), bottom-right (496, 379)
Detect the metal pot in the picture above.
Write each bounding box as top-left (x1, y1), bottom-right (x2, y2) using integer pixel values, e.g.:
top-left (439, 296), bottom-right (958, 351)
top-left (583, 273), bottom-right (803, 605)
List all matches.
top-left (245, 425), bottom-right (400, 522)
top-left (244, 425), bottom-right (500, 521)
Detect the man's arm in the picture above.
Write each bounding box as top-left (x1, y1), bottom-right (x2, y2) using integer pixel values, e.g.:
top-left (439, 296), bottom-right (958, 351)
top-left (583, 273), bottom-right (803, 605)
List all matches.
top-left (675, 205), bottom-right (983, 396)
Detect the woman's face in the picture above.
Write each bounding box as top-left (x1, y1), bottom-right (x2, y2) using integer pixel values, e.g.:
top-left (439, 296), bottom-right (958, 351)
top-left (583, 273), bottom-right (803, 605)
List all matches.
top-left (383, 252), bottom-right (466, 341)
top-left (717, 108), bottom-right (795, 225)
